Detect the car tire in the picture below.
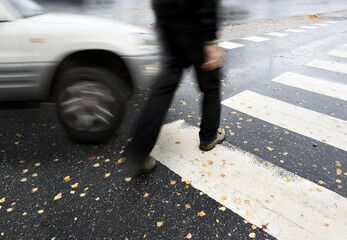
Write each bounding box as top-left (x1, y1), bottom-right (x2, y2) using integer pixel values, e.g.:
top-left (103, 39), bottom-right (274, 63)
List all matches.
top-left (55, 66), bottom-right (130, 143)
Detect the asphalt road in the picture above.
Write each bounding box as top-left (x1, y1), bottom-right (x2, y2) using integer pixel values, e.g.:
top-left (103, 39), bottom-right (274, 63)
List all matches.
top-left (1, 2), bottom-right (347, 240)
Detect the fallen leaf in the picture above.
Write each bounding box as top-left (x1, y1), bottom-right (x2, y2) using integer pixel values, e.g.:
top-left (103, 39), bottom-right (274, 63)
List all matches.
top-left (37, 209), bottom-right (44, 214)
top-left (143, 192), bottom-right (150, 198)
top-left (63, 176), bottom-right (71, 182)
top-left (117, 158), bottom-right (125, 164)
top-left (156, 221), bottom-right (164, 228)
top-left (249, 232), bottom-right (256, 239)
top-left (104, 158), bottom-right (111, 163)
top-left (181, 178), bottom-right (191, 184)
top-left (283, 152), bottom-right (288, 156)
top-left (318, 180), bottom-right (326, 185)
top-left (219, 206), bottom-right (226, 211)
top-left (22, 212), bottom-right (27, 216)
top-left (221, 195), bottom-right (228, 201)
top-left (22, 169), bottom-right (29, 174)
top-left (7, 208), bottom-right (13, 212)
top-left (185, 203), bottom-right (191, 209)
top-left (175, 141), bottom-right (181, 144)
top-left (197, 210), bottom-right (206, 217)
top-left (207, 160), bottom-right (213, 165)
top-left (104, 173), bottom-right (111, 178)
top-left (20, 178), bottom-right (27, 183)
top-left (284, 177), bottom-right (290, 183)
top-left (220, 174), bottom-right (226, 177)
top-left (93, 163), bottom-right (100, 168)
top-left (34, 162), bottom-right (41, 167)
top-left (32, 173), bottom-right (38, 177)
top-left (266, 146), bottom-right (274, 151)
top-left (79, 193), bottom-right (86, 197)
top-left (251, 225), bottom-right (257, 230)
top-left (124, 177), bottom-right (132, 182)
top-left (0, 198), bottom-right (5, 204)
top-left (170, 180), bottom-right (176, 185)
top-left (32, 187), bottom-right (38, 193)
top-left (244, 199), bottom-right (250, 204)
top-left (234, 198), bottom-right (242, 205)
top-left (186, 233), bottom-right (192, 239)
top-left (336, 161), bottom-right (342, 167)
top-left (95, 197), bottom-right (100, 201)
top-left (309, 14), bottom-right (319, 20)
top-left (336, 169), bottom-right (342, 175)
top-left (71, 183), bottom-right (79, 189)
top-left (53, 192), bottom-right (63, 201)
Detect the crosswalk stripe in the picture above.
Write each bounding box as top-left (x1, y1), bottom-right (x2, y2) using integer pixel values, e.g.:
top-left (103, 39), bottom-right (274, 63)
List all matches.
top-left (301, 25), bottom-right (318, 29)
top-left (272, 72), bottom-right (347, 101)
top-left (265, 32), bottom-right (289, 37)
top-left (241, 36), bottom-right (270, 42)
top-left (152, 120), bottom-right (347, 240)
top-left (328, 50), bottom-right (347, 58)
top-left (285, 29), bottom-right (305, 33)
top-left (306, 59), bottom-right (347, 74)
top-left (218, 41), bottom-right (244, 50)
top-left (221, 91), bottom-right (347, 151)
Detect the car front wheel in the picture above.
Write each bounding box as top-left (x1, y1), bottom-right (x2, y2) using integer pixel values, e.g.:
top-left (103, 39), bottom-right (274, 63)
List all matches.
top-left (55, 66), bottom-right (129, 143)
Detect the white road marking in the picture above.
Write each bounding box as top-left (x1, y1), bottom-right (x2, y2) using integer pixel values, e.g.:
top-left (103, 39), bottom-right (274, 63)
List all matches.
top-left (285, 29), bottom-right (306, 33)
top-left (306, 59), bottom-right (347, 74)
top-left (218, 41), bottom-right (245, 50)
top-left (152, 120), bottom-right (347, 240)
top-left (222, 91), bottom-right (347, 151)
top-left (328, 50), bottom-right (347, 58)
top-left (241, 36), bottom-right (270, 42)
top-left (272, 72), bottom-right (347, 101)
top-left (314, 23), bottom-right (329, 26)
top-left (301, 25), bottom-right (318, 29)
top-left (324, 20), bottom-right (337, 24)
top-left (265, 32), bottom-right (289, 37)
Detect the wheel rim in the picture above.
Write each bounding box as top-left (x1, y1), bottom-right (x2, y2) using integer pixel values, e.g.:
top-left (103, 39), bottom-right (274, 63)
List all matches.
top-left (59, 81), bottom-right (118, 132)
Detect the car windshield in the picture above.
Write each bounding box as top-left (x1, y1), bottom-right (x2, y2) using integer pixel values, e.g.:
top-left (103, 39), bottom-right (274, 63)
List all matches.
top-left (9, 0), bottom-right (44, 18)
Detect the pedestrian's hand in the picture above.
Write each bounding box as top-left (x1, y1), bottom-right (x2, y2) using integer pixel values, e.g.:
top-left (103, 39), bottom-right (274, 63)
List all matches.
top-left (202, 44), bottom-right (223, 71)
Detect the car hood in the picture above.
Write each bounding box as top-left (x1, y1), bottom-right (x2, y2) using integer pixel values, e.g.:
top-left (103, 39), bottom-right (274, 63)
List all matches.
top-left (28, 12), bottom-right (151, 35)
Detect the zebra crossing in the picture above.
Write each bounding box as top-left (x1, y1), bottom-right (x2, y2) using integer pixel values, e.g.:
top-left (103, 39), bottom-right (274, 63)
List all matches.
top-left (151, 22), bottom-right (347, 240)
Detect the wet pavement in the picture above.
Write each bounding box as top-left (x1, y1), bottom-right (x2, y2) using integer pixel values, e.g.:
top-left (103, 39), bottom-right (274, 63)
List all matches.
top-left (1, 1), bottom-right (347, 240)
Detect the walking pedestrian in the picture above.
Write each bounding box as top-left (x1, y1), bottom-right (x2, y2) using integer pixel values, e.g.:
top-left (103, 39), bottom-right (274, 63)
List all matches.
top-left (126, 0), bottom-right (225, 173)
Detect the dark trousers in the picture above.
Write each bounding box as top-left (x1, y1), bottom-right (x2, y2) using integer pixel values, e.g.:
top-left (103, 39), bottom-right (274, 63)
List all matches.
top-left (126, 58), bottom-right (221, 163)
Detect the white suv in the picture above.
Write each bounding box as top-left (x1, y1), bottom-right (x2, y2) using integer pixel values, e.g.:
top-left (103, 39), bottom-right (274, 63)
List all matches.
top-left (0, 0), bottom-right (160, 142)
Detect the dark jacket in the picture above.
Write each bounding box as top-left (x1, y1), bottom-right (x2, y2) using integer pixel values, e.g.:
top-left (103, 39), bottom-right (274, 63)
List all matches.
top-left (152, 0), bottom-right (219, 42)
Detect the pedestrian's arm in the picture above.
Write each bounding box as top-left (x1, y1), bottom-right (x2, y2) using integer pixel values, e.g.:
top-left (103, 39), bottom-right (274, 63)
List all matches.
top-left (198, 0), bottom-right (220, 43)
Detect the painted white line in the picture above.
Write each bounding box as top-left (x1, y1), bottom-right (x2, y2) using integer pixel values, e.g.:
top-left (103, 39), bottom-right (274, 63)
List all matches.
top-left (314, 23), bottom-right (329, 26)
top-left (218, 41), bottom-right (245, 50)
top-left (152, 120), bottom-right (347, 240)
top-left (328, 50), bottom-right (347, 58)
top-left (272, 72), bottom-right (347, 101)
top-left (285, 29), bottom-right (306, 33)
top-left (222, 91), bottom-right (347, 151)
top-left (306, 59), bottom-right (347, 74)
top-left (265, 32), bottom-right (289, 37)
top-left (301, 25), bottom-right (318, 29)
top-left (241, 36), bottom-right (270, 42)
top-left (324, 20), bottom-right (337, 24)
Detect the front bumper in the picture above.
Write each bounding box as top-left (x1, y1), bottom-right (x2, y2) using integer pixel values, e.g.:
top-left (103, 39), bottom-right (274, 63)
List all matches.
top-left (123, 53), bottom-right (161, 90)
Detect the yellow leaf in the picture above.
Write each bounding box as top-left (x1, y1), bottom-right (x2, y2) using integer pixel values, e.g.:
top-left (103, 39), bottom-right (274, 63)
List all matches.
top-left (104, 158), bottom-right (111, 163)
top-left (34, 162), bottom-right (41, 167)
top-left (117, 157), bottom-right (125, 164)
top-left (197, 210), bottom-right (206, 217)
top-left (284, 177), bottom-right (290, 183)
top-left (249, 232), bottom-right (256, 239)
top-left (336, 161), bottom-right (342, 167)
top-left (22, 169), bottom-right (29, 174)
top-left (37, 209), bottom-right (44, 214)
top-left (336, 179), bottom-right (342, 184)
top-left (218, 206), bottom-right (226, 211)
top-left (266, 146), bottom-right (274, 151)
top-left (336, 169), bottom-right (342, 175)
top-left (251, 225), bottom-right (257, 230)
top-left (221, 195), bottom-right (228, 201)
top-left (170, 180), bottom-right (176, 185)
top-left (32, 187), bottom-right (38, 193)
top-left (79, 193), bottom-right (86, 197)
top-left (53, 192), bottom-right (63, 201)
top-left (181, 178), bottom-right (191, 184)
top-left (283, 152), bottom-right (288, 156)
top-left (32, 173), bottom-right (38, 177)
top-left (186, 233), bottom-right (192, 239)
top-left (93, 163), bottom-right (100, 168)
top-left (0, 198), bottom-right (5, 204)
top-left (143, 192), bottom-right (150, 198)
top-left (104, 173), bottom-right (111, 178)
top-left (156, 221), bottom-right (164, 228)
top-left (185, 203), bottom-right (191, 209)
top-left (63, 176), bottom-right (71, 182)
top-left (20, 178), bottom-right (27, 183)
top-left (71, 183), bottom-right (79, 189)
top-left (318, 180), bottom-right (326, 185)
top-left (124, 177), bottom-right (132, 182)
top-left (7, 208), bottom-right (13, 212)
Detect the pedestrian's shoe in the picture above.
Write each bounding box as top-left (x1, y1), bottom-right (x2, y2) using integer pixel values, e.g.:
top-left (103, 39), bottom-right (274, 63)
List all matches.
top-left (140, 156), bottom-right (157, 174)
top-left (199, 127), bottom-right (225, 152)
